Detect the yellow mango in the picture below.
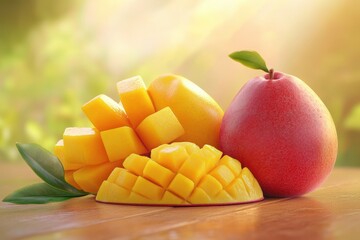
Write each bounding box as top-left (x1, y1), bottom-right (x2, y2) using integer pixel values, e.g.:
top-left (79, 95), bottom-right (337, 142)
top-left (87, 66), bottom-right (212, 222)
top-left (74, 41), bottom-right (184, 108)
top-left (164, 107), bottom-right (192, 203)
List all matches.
top-left (96, 181), bottom-right (130, 203)
top-left (225, 178), bottom-right (249, 201)
top-left (167, 173), bottom-right (195, 200)
top-left (178, 151), bottom-right (206, 185)
top-left (113, 168), bottom-right (138, 191)
top-left (54, 140), bottom-right (83, 170)
top-left (219, 155), bottom-right (242, 176)
top-left (214, 190), bottom-right (233, 202)
top-left (189, 188), bottom-right (212, 204)
top-left (64, 170), bottom-right (82, 190)
top-left (136, 107), bottom-right (185, 150)
top-left (143, 160), bottom-right (175, 188)
top-left (117, 76), bottom-right (155, 127)
top-left (122, 154), bottom-right (150, 176)
top-left (132, 177), bottom-right (164, 201)
top-left (160, 191), bottom-right (185, 205)
top-left (63, 127), bottom-right (109, 165)
top-left (100, 126), bottom-right (148, 162)
top-left (128, 192), bottom-right (154, 204)
top-left (73, 160), bottom-right (123, 194)
top-left (209, 165), bottom-right (236, 187)
top-left (96, 142), bottom-right (263, 205)
top-left (152, 144), bottom-right (189, 173)
top-left (148, 74), bottom-right (224, 148)
top-left (82, 94), bottom-right (130, 131)
top-left (197, 174), bottom-right (222, 197)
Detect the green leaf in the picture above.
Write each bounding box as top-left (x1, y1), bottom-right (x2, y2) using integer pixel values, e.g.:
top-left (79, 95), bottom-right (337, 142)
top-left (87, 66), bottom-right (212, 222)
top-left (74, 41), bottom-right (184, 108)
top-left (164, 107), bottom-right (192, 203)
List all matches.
top-left (16, 143), bottom-right (87, 195)
top-left (3, 183), bottom-right (84, 204)
top-left (229, 50), bottom-right (269, 72)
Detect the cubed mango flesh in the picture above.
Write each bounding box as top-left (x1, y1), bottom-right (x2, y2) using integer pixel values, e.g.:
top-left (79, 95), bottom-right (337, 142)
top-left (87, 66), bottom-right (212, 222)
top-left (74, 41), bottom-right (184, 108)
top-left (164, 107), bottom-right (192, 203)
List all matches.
top-left (82, 94), bottom-right (130, 131)
top-left (117, 76), bottom-right (155, 127)
top-left (96, 142), bottom-right (264, 205)
top-left (73, 160), bottom-right (123, 194)
top-left (54, 140), bottom-right (83, 170)
top-left (136, 107), bottom-right (185, 150)
top-left (100, 126), bottom-right (148, 162)
top-left (63, 127), bottom-right (109, 166)
top-left (64, 170), bottom-right (82, 190)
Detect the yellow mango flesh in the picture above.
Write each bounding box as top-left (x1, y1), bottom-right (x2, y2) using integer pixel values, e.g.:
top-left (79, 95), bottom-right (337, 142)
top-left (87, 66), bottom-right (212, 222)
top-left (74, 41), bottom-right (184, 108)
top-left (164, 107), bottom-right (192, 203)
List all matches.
top-left (54, 75), bottom-right (226, 196)
top-left (136, 107), bottom-right (185, 150)
top-left (82, 94), bottom-right (130, 131)
top-left (63, 127), bottom-right (109, 166)
top-left (73, 160), bottom-right (123, 194)
top-left (96, 142), bottom-right (263, 205)
top-left (64, 171), bottom-right (82, 190)
top-left (117, 76), bottom-right (155, 127)
top-left (148, 74), bottom-right (224, 148)
top-left (54, 140), bottom-right (83, 170)
top-left (100, 126), bottom-right (148, 162)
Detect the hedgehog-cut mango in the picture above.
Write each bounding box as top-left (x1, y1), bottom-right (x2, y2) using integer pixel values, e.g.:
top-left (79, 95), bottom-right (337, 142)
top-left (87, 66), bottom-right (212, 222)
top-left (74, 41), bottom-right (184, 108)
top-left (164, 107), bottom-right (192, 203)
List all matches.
top-left (96, 142), bottom-right (263, 206)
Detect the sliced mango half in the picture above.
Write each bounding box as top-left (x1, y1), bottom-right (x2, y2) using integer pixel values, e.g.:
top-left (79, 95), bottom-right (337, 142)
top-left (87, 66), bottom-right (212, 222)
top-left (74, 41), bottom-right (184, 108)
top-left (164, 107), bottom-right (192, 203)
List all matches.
top-left (96, 142), bottom-right (263, 206)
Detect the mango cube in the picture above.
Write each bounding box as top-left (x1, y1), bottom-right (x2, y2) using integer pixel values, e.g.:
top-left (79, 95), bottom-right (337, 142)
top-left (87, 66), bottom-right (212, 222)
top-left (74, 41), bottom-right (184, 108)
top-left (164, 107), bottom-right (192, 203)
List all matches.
top-left (189, 188), bottom-right (212, 204)
top-left (136, 107), bottom-right (185, 150)
top-left (96, 181), bottom-right (130, 203)
top-left (241, 167), bottom-right (263, 199)
top-left (214, 190), bottom-right (233, 202)
top-left (107, 167), bottom-right (122, 183)
top-left (209, 165), bottom-right (236, 187)
top-left (132, 177), bottom-right (164, 201)
top-left (63, 127), bottom-right (109, 165)
top-left (167, 173), bottom-right (194, 200)
top-left (143, 160), bottom-right (175, 188)
top-left (73, 160), bottom-right (123, 194)
top-left (225, 178), bottom-right (249, 201)
top-left (160, 191), bottom-right (185, 205)
top-left (152, 144), bottom-right (189, 172)
top-left (200, 144), bottom-right (222, 172)
top-left (64, 170), bottom-right (82, 190)
top-left (114, 168), bottom-right (138, 191)
top-left (123, 154), bottom-right (150, 176)
top-left (219, 155), bottom-right (242, 176)
top-left (117, 76), bottom-right (155, 127)
top-left (128, 192), bottom-right (154, 204)
top-left (197, 174), bottom-right (222, 197)
top-left (100, 126), bottom-right (148, 162)
top-left (178, 150), bottom-right (207, 184)
top-left (54, 140), bottom-right (83, 170)
top-left (82, 94), bottom-right (130, 131)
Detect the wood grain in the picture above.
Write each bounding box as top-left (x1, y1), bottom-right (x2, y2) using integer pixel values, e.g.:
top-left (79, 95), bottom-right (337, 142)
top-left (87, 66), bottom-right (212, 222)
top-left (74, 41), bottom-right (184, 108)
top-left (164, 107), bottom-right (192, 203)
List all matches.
top-left (1, 163), bottom-right (359, 240)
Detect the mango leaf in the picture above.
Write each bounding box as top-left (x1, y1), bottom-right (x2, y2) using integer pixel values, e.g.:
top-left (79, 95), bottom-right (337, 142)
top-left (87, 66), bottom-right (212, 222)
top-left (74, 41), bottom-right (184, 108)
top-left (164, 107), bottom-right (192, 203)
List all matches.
top-left (229, 50), bottom-right (269, 72)
top-left (3, 183), bottom-right (84, 204)
top-left (15, 143), bottom-right (87, 195)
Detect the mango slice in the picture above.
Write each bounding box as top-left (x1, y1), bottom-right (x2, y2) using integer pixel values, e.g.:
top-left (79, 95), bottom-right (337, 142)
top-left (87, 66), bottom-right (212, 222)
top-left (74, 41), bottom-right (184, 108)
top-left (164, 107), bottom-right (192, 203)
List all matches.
top-left (64, 170), bottom-right (82, 190)
top-left (96, 142), bottom-right (263, 205)
top-left (100, 126), bottom-right (148, 162)
top-left (73, 160), bottom-right (123, 194)
top-left (117, 76), bottom-right (155, 127)
top-left (82, 94), bottom-right (130, 131)
top-left (54, 140), bottom-right (83, 170)
top-left (136, 107), bottom-right (185, 150)
top-left (63, 127), bottom-right (109, 166)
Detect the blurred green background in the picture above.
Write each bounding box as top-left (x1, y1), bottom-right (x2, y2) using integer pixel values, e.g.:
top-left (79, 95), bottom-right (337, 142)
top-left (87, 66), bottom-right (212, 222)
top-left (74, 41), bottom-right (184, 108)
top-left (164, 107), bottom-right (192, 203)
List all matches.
top-left (0, 0), bottom-right (359, 166)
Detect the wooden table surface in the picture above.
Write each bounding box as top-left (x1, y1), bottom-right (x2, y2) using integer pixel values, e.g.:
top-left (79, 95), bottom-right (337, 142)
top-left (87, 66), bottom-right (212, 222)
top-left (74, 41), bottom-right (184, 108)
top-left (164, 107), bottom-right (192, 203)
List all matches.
top-left (1, 163), bottom-right (360, 240)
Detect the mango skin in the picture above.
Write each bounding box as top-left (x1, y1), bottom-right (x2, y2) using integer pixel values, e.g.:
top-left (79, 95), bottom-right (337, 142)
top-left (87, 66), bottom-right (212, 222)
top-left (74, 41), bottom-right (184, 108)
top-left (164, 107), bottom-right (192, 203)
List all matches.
top-left (220, 72), bottom-right (338, 197)
top-left (148, 74), bottom-right (224, 148)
